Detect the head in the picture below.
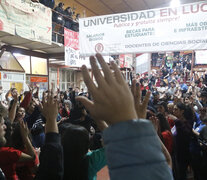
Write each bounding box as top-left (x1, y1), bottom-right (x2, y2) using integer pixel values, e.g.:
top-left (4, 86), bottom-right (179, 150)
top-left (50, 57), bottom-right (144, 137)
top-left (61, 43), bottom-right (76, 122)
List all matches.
top-left (153, 92), bottom-right (160, 102)
top-left (75, 87), bottom-right (80, 93)
top-left (0, 116), bottom-right (6, 147)
top-left (11, 122), bottom-right (24, 149)
top-left (183, 94), bottom-right (191, 105)
top-left (76, 13), bottom-right (80, 19)
top-left (200, 91), bottom-right (207, 103)
top-left (170, 81), bottom-right (175, 88)
top-left (60, 123), bottom-right (89, 179)
top-left (173, 103), bottom-right (185, 119)
top-left (167, 103), bottom-right (174, 114)
top-left (11, 88), bottom-right (18, 94)
top-left (58, 2), bottom-right (64, 8)
top-left (60, 124), bottom-right (89, 153)
top-left (200, 108), bottom-right (207, 120)
top-left (16, 107), bottom-right (25, 120)
top-left (202, 116), bottom-right (207, 125)
top-left (156, 113), bottom-right (171, 132)
top-left (27, 98), bottom-right (36, 114)
top-left (157, 101), bottom-right (168, 114)
top-left (174, 103), bottom-right (194, 123)
top-left (60, 92), bottom-right (65, 100)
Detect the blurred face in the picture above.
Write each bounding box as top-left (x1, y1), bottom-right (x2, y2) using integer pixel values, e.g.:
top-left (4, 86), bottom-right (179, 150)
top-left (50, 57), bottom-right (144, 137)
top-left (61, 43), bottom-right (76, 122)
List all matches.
top-left (157, 105), bottom-right (165, 114)
top-left (27, 100), bottom-right (36, 114)
top-left (17, 107), bottom-right (25, 119)
top-left (173, 105), bottom-right (183, 118)
top-left (167, 103), bottom-right (174, 114)
top-left (170, 83), bottom-right (175, 88)
top-left (200, 108), bottom-right (207, 118)
top-left (75, 88), bottom-right (79, 93)
top-left (60, 94), bottom-right (64, 100)
top-left (154, 94), bottom-right (159, 101)
top-left (184, 97), bottom-right (190, 105)
top-left (0, 117), bottom-right (6, 146)
top-left (11, 89), bottom-right (18, 97)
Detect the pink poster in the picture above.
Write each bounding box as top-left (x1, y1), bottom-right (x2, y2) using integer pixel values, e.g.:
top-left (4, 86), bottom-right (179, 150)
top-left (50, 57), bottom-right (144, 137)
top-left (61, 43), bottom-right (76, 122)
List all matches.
top-left (64, 28), bottom-right (79, 50)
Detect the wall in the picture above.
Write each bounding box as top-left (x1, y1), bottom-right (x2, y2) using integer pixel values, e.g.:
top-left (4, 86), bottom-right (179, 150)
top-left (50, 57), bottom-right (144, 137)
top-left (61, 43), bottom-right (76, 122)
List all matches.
top-left (55, 0), bottom-right (95, 17)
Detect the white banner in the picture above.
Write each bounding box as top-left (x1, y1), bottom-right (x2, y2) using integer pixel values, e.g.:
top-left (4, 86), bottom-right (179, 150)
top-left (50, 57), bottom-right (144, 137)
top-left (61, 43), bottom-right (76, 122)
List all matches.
top-left (80, 1), bottom-right (207, 56)
top-left (195, 50), bottom-right (207, 64)
top-left (0, 0), bottom-right (52, 44)
top-left (65, 46), bottom-right (111, 68)
top-left (65, 47), bottom-right (91, 67)
top-left (136, 54), bottom-right (151, 74)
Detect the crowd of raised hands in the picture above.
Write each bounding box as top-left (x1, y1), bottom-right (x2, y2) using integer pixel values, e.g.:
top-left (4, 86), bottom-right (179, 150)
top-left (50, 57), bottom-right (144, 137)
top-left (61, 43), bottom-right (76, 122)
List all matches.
top-left (0, 54), bottom-right (179, 180)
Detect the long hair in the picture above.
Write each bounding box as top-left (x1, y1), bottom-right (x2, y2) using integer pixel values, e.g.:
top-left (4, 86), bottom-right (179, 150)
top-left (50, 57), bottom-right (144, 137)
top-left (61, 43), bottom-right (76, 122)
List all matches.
top-left (11, 122), bottom-right (24, 149)
top-left (176, 102), bottom-right (194, 127)
top-left (156, 113), bottom-right (171, 132)
top-left (60, 123), bottom-right (89, 180)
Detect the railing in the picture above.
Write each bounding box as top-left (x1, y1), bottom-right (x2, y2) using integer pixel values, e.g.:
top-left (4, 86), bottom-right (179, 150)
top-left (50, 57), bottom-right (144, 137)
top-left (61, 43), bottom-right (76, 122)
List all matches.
top-left (51, 8), bottom-right (79, 44)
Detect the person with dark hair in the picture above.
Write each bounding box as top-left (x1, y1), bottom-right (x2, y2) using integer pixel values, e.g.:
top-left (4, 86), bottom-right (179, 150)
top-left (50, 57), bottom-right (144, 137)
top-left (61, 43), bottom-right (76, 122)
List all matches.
top-left (34, 91), bottom-right (64, 180)
top-left (0, 120), bottom-right (36, 180)
top-left (0, 116), bottom-right (6, 179)
top-left (157, 101), bottom-right (168, 114)
top-left (64, 7), bottom-right (73, 30)
top-left (156, 113), bottom-right (173, 155)
top-left (198, 117), bottom-right (207, 179)
top-left (173, 103), bottom-right (194, 180)
top-left (59, 123), bottom-right (106, 180)
top-left (52, 2), bottom-right (65, 43)
top-left (39, 0), bottom-right (55, 9)
top-left (200, 91), bottom-right (207, 107)
top-left (11, 122), bottom-right (39, 180)
top-left (71, 13), bottom-right (80, 32)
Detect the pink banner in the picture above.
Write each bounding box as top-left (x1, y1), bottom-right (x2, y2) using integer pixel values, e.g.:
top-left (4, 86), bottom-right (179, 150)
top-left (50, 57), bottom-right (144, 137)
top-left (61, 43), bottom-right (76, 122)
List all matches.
top-left (64, 28), bottom-right (79, 50)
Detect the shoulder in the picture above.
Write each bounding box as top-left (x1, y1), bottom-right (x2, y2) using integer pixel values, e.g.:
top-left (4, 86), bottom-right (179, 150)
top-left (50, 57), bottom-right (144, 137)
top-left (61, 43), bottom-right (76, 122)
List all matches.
top-left (87, 148), bottom-right (106, 173)
top-left (87, 148), bottom-right (105, 161)
top-left (0, 147), bottom-right (22, 162)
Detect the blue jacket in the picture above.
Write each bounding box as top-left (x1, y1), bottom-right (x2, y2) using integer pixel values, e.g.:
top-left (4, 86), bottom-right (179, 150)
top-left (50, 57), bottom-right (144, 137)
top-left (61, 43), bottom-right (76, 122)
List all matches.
top-left (103, 119), bottom-right (173, 180)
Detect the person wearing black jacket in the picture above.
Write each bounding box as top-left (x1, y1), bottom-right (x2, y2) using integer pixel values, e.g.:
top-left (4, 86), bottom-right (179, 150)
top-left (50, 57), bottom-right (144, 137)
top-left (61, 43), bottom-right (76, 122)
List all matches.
top-left (39, 0), bottom-right (55, 9)
top-left (52, 2), bottom-right (65, 43)
top-left (34, 92), bottom-right (63, 180)
top-left (53, 3), bottom-right (65, 25)
top-left (64, 7), bottom-right (73, 30)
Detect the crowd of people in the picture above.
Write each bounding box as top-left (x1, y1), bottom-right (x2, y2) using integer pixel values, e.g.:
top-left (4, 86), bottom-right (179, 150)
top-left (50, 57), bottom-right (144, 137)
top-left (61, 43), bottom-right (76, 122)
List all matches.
top-left (0, 53), bottom-right (206, 180)
top-left (32, 0), bottom-right (80, 43)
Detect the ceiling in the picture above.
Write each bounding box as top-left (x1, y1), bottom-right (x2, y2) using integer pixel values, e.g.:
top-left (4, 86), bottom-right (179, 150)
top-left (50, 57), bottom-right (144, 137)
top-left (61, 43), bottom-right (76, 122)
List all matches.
top-left (58, 0), bottom-right (201, 17)
top-left (0, 0), bottom-right (202, 67)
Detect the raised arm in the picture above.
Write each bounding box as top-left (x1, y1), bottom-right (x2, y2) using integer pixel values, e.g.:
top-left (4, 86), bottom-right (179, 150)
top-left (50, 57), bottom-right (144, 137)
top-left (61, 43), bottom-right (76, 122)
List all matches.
top-left (5, 88), bottom-right (11, 102)
top-left (8, 92), bottom-right (18, 123)
top-left (18, 120), bottom-right (36, 162)
top-left (35, 91), bottom-right (63, 180)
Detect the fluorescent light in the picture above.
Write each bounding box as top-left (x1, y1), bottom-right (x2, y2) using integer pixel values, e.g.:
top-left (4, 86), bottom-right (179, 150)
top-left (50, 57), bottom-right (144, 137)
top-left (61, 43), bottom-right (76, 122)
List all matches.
top-left (170, 0), bottom-right (180, 7)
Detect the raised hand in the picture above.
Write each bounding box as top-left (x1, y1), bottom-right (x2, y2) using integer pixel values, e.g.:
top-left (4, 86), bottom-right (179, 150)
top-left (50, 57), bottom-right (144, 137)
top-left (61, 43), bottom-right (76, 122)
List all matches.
top-left (12, 91), bottom-right (18, 102)
top-left (76, 53), bottom-right (137, 125)
top-left (131, 79), bottom-right (151, 119)
top-left (19, 120), bottom-right (29, 138)
top-left (42, 91), bottom-right (58, 133)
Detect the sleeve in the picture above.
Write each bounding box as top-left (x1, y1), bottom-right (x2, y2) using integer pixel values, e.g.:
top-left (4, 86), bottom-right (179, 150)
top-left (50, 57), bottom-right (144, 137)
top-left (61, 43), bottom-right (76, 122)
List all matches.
top-left (162, 131), bottom-right (173, 154)
top-left (34, 133), bottom-right (63, 180)
top-left (20, 92), bottom-right (32, 109)
top-left (8, 148), bottom-right (22, 163)
top-left (0, 147), bottom-right (22, 163)
top-left (103, 119), bottom-right (173, 180)
top-left (88, 148), bottom-right (106, 173)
